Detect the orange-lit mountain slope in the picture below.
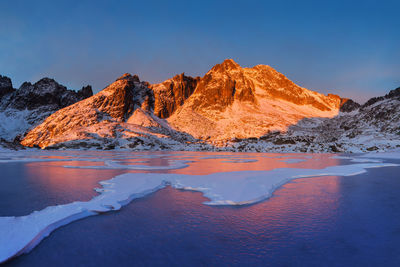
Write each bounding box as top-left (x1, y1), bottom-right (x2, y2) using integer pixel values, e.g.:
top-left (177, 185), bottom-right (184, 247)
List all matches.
top-left (21, 59), bottom-right (355, 149)
top-left (167, 59), bottom-right (344, 140)
top-left (21, 74), bottom-right (192, 149)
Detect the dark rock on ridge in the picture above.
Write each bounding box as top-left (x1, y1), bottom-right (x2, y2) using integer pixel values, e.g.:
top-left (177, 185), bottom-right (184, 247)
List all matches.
top-left (385, 87), bottom-right (400, 99)
top-left (361, 86), bottom-right (400, 110)
top-left (339, 99), bottom-right (360, 112)
top-left (0, 75), bottom-right (14, 98)
top-left (0, 77), bottom-right (93, 111)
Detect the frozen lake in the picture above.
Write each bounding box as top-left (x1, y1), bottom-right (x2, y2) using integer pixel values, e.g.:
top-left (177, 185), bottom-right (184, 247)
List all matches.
top-left (0, 151), bottom-right (399, 266)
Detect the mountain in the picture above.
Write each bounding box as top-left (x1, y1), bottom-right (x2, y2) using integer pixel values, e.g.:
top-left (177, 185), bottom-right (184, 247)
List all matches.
top-left (0, 75), bottom-right (92, 145)
top-left (21, 74), bottom-right (198, 150)
top-left (167, 59), bottom-right (346, 140)
top-left (17, 59), bottom-right (399, 152)
top-left (226, 86), bottom-right (400, 152)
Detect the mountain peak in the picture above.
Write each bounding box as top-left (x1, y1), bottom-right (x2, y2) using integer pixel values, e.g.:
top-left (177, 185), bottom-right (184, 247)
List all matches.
top-left (0, 75), bottom-right (14, 98)
top-left (211, 59), bottom-right (241, 73)
top-left (222, 58), bottom-right (239, 65)
top-left (33, 78), bottom-right (66, 94)
top-left (116, 73), bottom-right (140, 83)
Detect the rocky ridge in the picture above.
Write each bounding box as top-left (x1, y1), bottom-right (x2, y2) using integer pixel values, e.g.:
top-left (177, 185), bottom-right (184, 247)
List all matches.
top-left (0, 75), bottom-right (93, 144)
top-left (21, 74), bottom-right (197, 149)
top-left (4, 59), bottom-right (399, 152)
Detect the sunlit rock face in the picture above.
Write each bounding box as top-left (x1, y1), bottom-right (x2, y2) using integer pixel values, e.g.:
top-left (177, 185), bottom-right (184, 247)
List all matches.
top-left (167, 59), bottom-right (345, 140)
top-left (151, 73), bottom-right (200, 118)
top-left (21, 74), bottom-right (192, 149)
top-left (0, 75), bottom-right (93, 143)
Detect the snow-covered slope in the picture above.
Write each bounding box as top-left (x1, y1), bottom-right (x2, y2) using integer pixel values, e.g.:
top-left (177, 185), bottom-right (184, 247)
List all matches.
top-left (0, 75), bottom-right (92, 144)
top-left (223, 87), bottom-right (400, 153)
top-left (167, 59), bottom-right (344, 140)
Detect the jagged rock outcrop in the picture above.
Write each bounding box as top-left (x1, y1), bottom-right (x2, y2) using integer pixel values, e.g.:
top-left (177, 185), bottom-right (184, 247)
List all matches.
top-left (0, 75), bottom-right (14, 98)
top-left (167, 59), bottom-right (344, 140)
top-left (0, 75), bottom-right (93, 141)
top-left (151, 73), bottom-right (199, 118)
top-left (339, 99), bottom-right (360, 112)
top-left (21, 74), bottom-right (193, 149)
top-left (1, 78), bottom-right (93, 110)
top-left (361, 87), bottom-right (400, 109)
top-left (386, 87), bottom-right (400, 99)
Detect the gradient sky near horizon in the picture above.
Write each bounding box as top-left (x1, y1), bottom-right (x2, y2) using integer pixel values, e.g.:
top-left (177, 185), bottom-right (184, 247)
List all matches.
top-left (0, 0), bottom-right (399, 103)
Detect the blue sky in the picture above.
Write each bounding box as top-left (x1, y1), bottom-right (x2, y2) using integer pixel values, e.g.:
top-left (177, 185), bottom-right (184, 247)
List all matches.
top-left (0, 0), bottom-right (399, 103)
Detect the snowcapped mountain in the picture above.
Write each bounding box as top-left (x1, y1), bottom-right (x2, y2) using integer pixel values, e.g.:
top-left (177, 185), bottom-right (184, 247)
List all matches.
top-left (224, 87), bottom-right (400, 153)
top-left (0, 75), bottom-right (92, 146)
top-left (9, 59), bottom-right (400, 152)
top-left (21, 74), bottom-right (198, 150)
top-left (167, 59), bottom-right (346, 140)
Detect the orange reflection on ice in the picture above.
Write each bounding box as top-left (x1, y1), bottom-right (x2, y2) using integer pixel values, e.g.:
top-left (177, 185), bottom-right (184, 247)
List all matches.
top-left (24, 161), bottom-right (125, 202)
top-left (169, 153), bottom-right (341, 175)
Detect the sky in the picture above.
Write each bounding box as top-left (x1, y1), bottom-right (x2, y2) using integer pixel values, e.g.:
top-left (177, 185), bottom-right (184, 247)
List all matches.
top-left (0, 0), bottom-right (399, 103)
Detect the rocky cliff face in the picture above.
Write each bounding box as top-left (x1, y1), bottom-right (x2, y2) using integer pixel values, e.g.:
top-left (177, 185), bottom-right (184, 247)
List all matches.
top-left (151, 73), bottom-right (199, 118)
top-left (0, 75), bottom-right (14, 98)
top-left (167, 59), bottom-right (345, 140)
top-left (190, 59), bottom-right (256, 111)
top-left (0, 75), bottom-right (93, 142)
